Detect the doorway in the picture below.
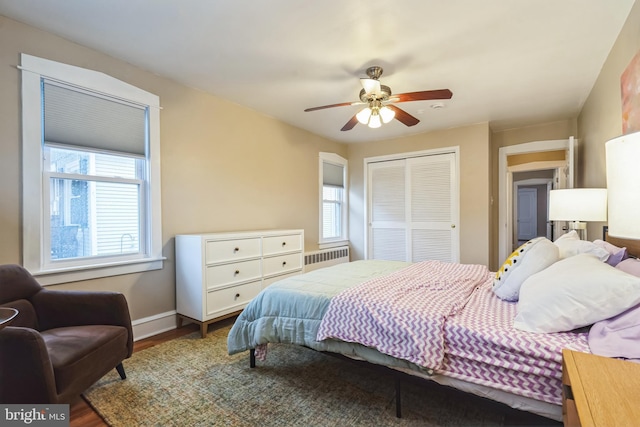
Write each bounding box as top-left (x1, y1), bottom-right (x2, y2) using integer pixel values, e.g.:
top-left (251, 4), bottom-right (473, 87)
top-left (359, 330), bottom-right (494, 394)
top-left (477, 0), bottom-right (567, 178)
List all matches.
top-left (498, 138), bottom-right (575, 262)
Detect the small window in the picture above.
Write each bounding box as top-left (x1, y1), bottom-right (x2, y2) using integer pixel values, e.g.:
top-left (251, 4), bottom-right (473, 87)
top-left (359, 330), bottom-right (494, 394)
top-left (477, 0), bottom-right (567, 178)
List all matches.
top-left (21, 54), bottom-right (163, 285)
top-left (319, 153), bottom-right (348, 247)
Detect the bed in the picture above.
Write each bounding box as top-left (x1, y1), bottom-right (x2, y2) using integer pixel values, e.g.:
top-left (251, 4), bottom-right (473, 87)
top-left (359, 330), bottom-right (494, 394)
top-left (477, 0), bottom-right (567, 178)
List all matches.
top-left (227, 232), bottom-right (640, 421)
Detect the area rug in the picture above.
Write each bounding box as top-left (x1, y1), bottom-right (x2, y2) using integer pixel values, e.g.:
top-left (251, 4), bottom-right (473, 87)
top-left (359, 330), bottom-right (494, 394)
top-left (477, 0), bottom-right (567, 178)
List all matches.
top-left (84, 324), bottom-right (509, 426)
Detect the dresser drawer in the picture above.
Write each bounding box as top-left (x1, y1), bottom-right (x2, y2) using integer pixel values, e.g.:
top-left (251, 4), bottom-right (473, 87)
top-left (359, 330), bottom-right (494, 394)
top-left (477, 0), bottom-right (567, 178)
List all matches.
top-left (206, 281), bottom-right (262, 318)
top-left (263, 234), bottom-right (302, 256)
top-left (205, 238), bottom-right (261, 264)
top-left (263, 253), bottom-right (302, 277)
top-left (206, 259), bottom-right (262, 288)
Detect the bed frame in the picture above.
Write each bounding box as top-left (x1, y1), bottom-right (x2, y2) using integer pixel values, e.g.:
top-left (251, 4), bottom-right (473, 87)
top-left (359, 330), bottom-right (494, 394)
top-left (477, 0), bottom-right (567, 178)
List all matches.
top-left (247, 232), bottom-right (640, 421)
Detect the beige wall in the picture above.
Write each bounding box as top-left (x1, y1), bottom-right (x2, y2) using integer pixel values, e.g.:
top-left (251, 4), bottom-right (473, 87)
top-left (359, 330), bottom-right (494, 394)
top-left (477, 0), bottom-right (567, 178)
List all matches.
top-left (0, 16), bottom-right (346, 321)
top-left (347, 123), bottom-right (491, 266)
top-left (578, 0), bottom-right (640, 240)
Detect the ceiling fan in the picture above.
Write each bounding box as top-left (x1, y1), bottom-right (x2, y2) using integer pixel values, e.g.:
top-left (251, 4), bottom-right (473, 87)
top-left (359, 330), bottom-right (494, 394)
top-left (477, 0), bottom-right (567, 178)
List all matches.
top-left (304, 66), bottom-right (453, 131)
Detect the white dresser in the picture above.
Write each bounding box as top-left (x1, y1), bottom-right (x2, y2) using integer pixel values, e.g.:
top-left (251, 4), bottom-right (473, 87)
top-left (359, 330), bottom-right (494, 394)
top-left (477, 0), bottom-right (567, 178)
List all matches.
top-left (175, 229), bottom-right (304, 337)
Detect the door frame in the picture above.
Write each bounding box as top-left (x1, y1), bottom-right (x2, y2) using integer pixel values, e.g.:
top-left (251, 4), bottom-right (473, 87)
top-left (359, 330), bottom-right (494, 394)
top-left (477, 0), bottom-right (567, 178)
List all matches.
top-left (363, 146), bottom-right (460, 260)
top-left (498, 138), bottom-right (575, 263)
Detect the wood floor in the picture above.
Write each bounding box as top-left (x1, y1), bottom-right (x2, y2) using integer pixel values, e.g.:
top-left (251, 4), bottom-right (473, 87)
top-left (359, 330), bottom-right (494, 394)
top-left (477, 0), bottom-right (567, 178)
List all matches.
top-left (69, 321), bottom-right (216, 427)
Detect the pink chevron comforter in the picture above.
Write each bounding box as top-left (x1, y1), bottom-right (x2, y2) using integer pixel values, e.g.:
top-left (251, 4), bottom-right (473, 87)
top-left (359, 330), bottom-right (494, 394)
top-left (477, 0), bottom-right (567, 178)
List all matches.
top-left (316, 260), bottom-right (590, 405)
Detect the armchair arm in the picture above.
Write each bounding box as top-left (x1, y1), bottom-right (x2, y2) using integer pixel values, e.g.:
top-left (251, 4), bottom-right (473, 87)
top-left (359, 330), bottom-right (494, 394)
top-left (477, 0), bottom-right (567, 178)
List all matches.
top-left (0, 326), bottom-right (58, 404)
top-left (32, 290), bottom-right (133, 356)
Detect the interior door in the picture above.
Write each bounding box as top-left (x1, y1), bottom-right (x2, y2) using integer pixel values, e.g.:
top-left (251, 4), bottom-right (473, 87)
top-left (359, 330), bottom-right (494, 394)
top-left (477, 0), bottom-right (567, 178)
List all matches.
top-left (552, 136), bottom-right (577, 239)
top-left (367, 153), bottom-right (458, 262)
top-left (517, 187), bottom-right (537, 241)
top-left (408, 154), bottom-right (458, 262)
top-left (368, 160), bottom-right (407, 261)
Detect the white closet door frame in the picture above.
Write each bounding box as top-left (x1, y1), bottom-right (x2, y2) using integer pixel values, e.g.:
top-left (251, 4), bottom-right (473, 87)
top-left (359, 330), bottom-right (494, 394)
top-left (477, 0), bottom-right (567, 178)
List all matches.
top-left (364, 146), bottom-right (460, 262)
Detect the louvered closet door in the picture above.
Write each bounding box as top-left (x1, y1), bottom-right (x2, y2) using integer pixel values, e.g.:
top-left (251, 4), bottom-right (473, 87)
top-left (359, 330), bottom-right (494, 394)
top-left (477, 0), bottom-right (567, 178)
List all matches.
top-left (408, 154), bottom-right (458, 262)
top-left (368, 160), bottom-right (407, 261)
top-left (367, 153), bottom-right (458, 263)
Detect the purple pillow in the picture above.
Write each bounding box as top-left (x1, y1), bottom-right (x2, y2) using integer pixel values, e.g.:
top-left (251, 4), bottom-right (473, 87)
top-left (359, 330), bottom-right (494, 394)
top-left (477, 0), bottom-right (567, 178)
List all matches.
top-left (593, 239), bottom-right (628, 266)
top-left (616, 258), bottom-right (640, 276)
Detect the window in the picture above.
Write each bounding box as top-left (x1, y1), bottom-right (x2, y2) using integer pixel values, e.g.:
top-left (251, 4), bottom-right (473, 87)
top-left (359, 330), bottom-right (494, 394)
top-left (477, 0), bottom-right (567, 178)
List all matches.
top-left (21, 54), bottom-right (163, 285)
top-left (319, 153), bottom-right (348, 247)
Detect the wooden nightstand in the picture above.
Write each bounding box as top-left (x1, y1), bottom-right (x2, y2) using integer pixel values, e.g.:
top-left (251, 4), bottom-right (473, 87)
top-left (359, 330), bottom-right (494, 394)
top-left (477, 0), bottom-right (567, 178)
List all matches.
top-left (562, 349), bottom-right (640, 426)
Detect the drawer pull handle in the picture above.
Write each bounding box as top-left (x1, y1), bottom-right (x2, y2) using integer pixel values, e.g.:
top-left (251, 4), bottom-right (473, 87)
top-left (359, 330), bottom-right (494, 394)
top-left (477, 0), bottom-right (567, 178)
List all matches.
top-left (234, 247), bottom-right (240, 253)
top-left (282, 242), bottom-right (286, 246)
top-left (235, 293), bottom-right (240, 299)
top-left (234, 270), bottom-right (240, 275)
top-left (282, 261), bottom-right (287, 267)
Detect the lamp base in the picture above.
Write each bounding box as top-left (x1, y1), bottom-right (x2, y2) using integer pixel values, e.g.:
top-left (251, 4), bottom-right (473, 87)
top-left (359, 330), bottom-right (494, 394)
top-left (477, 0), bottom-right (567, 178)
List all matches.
top-left (568, 221), bottom-right (587, 240)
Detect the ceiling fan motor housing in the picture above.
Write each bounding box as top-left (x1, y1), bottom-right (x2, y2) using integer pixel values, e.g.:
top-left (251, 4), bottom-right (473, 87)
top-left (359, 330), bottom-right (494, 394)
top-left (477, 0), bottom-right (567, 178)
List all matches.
top-left (359, 85), bottom-right (392, 102)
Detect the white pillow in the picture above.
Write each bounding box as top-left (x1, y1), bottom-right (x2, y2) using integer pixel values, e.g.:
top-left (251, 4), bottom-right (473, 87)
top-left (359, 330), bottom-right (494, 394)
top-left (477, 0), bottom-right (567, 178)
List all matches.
top-left (493, 237), bottom-right (559, 302)
top-left (514, 253), bottom-right (640, 333)
top-left (553, 230), bottom-right (609, 261)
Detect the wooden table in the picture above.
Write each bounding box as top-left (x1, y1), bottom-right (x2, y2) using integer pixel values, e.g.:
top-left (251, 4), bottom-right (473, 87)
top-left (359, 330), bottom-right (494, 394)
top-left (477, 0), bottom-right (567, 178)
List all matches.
top-left (562, 349), bottom-right (640, 426)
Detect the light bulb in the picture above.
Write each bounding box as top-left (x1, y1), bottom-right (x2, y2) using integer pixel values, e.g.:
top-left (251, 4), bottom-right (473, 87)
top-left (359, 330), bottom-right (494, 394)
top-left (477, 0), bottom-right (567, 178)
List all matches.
top-left (368, 113), bottom-right (382, 128)
top-left (356, 107), bottom-right (372, 125)
top-left (379, 106), bottom-right (395, 123)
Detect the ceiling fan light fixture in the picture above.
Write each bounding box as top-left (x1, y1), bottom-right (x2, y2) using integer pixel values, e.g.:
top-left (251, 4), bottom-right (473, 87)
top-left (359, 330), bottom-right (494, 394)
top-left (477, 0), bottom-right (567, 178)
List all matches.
top-left (368, 111), bottom-right (382, 128)
top-left (356, 107), bottom-right (372, 125)
top-left (379, 105), bottom-right (395, 123)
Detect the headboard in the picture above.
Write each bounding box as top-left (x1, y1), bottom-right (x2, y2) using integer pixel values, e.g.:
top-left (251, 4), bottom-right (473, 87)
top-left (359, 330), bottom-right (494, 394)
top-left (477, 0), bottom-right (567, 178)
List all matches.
top-left (604, 226), bottom-right (640, 258)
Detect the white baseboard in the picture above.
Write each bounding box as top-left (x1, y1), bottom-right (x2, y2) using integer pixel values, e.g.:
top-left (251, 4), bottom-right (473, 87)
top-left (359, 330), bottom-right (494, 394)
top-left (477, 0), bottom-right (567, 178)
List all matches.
top-left (131, 310), bottom-right (177, 341)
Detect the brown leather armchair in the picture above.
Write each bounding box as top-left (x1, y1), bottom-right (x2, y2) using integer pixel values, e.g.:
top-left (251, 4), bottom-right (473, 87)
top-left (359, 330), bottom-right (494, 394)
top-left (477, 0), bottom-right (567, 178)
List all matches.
top-left (0, 264), bottom-right (133, 404)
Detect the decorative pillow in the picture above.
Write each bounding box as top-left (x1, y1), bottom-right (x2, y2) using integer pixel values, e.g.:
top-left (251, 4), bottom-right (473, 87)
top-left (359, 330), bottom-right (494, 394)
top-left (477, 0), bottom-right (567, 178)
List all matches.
top-left (493, 237), bottom-right (559, 302)
top-left (616, 258), bottom-right (640, 277)
top-left (592, 239), bottom-right (628, 266)
top-left (553, 230), bottom-right (609, 261)
top-left (514, 254), bottom-right (640, 333)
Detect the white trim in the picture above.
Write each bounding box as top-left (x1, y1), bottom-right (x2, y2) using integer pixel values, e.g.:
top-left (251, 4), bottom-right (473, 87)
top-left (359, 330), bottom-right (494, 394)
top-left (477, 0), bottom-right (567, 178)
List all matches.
top-left (319, 152), bottom-right (348, 245)
top-left (131, 310), bottom-right (178, 341)
top-left (498, 139), bottom-right (573, 263)
top-left (20, 54), bottom-right (163, 284)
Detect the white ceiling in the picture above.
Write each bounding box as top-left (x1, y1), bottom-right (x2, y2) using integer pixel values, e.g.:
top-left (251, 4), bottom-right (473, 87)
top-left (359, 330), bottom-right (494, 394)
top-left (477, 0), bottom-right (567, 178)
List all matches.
top-left (0, 0), bottom-right (635, 143)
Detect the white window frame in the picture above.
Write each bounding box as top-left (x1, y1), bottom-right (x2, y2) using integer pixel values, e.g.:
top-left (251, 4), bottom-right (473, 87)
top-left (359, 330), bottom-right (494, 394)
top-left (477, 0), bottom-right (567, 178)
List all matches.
top-left (319, 152), bottom-right (348, 249)
top-left (21, 54), bottom-right (163, 285)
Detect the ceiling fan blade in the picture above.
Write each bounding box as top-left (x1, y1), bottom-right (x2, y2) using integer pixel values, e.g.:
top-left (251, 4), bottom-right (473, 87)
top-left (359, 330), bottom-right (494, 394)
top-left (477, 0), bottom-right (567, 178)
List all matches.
top-left (393, 89), bottom-right (453, 103)
top-left (360, 78), bottom-right (381, 96)
top-left (387, 105), bottom-right (420, 127)
top-left (304, 101), bottom-right (356, 112)
top-left (341, 115), bottom-right (359, 131)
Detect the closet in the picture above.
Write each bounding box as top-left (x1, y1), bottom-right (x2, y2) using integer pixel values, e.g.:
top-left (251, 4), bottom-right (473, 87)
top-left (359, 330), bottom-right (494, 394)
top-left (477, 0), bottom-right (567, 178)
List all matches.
top-left (366, 150), bottom-right (459, 262)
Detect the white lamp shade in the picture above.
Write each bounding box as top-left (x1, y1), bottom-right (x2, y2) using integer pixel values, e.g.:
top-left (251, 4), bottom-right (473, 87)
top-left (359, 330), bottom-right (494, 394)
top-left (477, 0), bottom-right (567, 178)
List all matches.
top-left (549, 188), bottom-right (607, 222)
top-left (356, 107), bottom-right (372, 125)
top-left (379, 106), bottom-right (396, 123)
top-left (368, 112), bottom-right (381, 128)
top-left (606, 131), bottom-right (640, 238)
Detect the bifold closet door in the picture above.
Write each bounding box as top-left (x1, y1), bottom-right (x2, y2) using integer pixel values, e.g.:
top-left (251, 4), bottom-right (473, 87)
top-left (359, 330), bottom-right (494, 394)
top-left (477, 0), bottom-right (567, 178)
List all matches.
top-left (367, 153), bottom-right (458, 263)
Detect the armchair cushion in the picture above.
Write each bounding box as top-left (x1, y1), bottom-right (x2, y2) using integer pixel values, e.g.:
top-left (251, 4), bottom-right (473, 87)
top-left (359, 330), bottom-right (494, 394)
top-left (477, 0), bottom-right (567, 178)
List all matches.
top-left (42, 325), bottom-right (129, 397)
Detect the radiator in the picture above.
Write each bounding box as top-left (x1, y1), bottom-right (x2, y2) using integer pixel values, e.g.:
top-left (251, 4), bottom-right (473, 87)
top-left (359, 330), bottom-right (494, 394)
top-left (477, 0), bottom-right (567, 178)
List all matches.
top-left (304, 246), bottom-right (350, 272)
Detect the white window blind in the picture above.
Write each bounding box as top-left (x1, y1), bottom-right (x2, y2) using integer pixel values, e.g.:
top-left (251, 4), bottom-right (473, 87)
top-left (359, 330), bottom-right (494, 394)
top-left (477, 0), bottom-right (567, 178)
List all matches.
top-left (43, 81), bottom-right (147, 155)
top-left (323, 162), bottom-right (344, 188)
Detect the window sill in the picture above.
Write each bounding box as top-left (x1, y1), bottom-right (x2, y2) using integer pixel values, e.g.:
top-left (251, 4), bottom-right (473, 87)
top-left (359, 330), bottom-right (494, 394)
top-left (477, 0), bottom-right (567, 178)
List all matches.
top-left (32, 257), bottom-right (165, 286)
top-left (318, 240), bottom-right (349, 250)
